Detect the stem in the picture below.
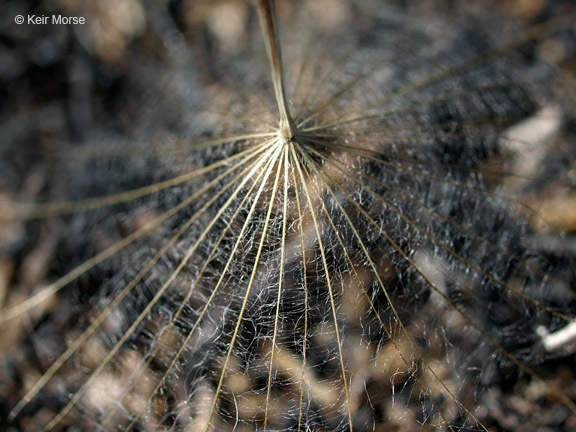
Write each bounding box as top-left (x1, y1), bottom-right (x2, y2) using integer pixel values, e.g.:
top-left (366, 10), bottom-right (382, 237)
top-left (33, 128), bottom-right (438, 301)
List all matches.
top-left (257, 0), bottom-right (297, 139)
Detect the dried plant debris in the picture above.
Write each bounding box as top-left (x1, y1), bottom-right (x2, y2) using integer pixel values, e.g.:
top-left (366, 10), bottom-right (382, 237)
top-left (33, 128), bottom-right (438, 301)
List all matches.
top-left (1, 0), bottom-right (576, 431)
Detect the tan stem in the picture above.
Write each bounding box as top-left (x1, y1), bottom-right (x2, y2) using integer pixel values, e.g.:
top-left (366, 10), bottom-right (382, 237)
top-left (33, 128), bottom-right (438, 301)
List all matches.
top-left (257, 0), bottom-right (297, 139)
